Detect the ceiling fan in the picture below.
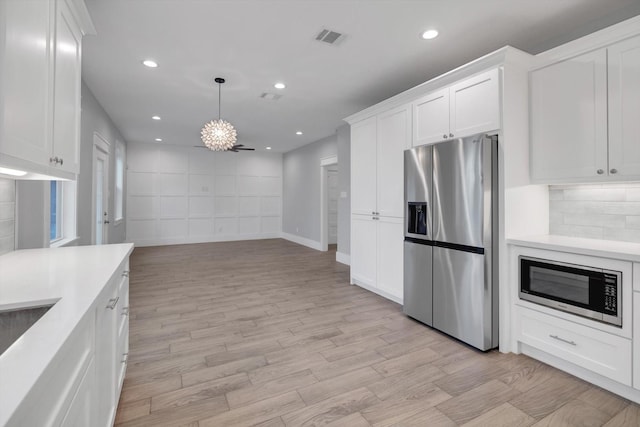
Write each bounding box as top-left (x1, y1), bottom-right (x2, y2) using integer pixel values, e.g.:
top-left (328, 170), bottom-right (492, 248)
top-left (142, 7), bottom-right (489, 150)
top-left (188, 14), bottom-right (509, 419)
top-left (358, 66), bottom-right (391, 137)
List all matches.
top-left (193, 143), bottom-right (255, 152)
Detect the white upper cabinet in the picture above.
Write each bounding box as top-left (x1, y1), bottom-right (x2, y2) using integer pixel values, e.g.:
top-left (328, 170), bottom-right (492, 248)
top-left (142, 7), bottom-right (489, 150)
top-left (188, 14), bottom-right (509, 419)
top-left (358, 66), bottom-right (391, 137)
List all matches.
top-left (0, 0), bottom-right (93, 179)
top-left (376, 105), bottom-right (409, 218)
top-left (351, 104), bottom-right (409, 218)
top-left (351, 116), bottom-right (377, 216)
top-left (52, 0), bottom-right (83, 174)
top-left (608, 35), bottom-right (640, 179)
top-left (413, 88), bottom-right (449, 145)
top-left (531, 35), bottom-right (640, 183)
top-left (450, 69), bottom-right (500, 138)
top-left (531, 50), bottom-right (608, 182)
top-left (413, 68), bottom-right (500, 146)
top-left (0, 0), bottom-right (52, 167)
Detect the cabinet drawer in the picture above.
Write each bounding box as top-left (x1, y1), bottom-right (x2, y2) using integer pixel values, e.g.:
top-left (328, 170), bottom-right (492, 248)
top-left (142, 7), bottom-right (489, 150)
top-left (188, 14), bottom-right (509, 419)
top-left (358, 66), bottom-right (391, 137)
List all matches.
top-left (517, 306), bottom-right (631, 385)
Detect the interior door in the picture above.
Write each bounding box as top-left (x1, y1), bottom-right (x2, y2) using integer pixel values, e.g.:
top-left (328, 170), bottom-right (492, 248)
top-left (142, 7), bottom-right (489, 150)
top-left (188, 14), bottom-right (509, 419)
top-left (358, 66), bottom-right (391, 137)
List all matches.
top-left (327, 169), bottom-right (338, 245)
top-left (94, 147), bottom-right (109, 244)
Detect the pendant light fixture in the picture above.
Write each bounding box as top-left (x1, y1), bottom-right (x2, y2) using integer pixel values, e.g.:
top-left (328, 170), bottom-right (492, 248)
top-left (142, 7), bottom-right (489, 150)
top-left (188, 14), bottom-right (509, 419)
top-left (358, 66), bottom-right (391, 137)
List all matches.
top-left (201, 77), bottom-right (237, 151)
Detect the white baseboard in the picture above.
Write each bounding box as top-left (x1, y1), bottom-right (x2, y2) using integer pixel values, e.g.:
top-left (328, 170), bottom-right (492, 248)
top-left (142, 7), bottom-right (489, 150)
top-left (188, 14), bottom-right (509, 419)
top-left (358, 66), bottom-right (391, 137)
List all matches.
top-left (280, 232), bottom-right (322, 251)
top-left (351, 277), bottom-right (403, 305)
top-left (336, 251), bottom-right (350, 266)
top-left (128, 233), bottom-right (281, 248)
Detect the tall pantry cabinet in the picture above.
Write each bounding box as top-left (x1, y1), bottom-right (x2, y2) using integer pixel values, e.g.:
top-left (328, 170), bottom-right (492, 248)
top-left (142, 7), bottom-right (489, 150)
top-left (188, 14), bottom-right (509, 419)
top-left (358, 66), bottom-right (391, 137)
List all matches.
top-left (350, 105), bottom-right (410, 303)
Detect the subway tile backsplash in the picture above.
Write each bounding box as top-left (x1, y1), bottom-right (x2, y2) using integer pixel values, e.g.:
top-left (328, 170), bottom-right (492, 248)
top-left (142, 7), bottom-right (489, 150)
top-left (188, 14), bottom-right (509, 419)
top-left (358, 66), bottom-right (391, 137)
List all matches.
top-left (0, 178), bottom-right (15, 255)
top-left (549, 183), bottom-right (640, 243)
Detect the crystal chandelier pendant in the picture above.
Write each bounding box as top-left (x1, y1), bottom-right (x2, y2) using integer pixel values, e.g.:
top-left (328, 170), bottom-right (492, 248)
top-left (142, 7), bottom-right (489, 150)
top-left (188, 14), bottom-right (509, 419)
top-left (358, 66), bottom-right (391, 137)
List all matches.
top-left (201, 77), bottom-right (237, 151)
top-left (201, 119), bottom-right (237, 151)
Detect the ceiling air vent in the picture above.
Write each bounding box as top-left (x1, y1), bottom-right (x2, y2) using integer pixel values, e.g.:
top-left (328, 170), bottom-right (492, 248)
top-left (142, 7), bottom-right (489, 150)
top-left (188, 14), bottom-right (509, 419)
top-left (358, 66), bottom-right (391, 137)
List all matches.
top-left (315, 28), bottom-right (345, 45)
top-left (260, 93), bottom-right (282, 101)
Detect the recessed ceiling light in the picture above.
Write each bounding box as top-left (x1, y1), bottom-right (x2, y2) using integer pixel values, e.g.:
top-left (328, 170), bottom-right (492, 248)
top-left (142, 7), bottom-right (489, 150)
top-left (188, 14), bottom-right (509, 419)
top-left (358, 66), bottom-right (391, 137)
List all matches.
top-left (155, 138), bottom-right (162, 142)
top-left (143, 59), bottom-right (158, 68)
top-left (296, 131), bottom-right (303, 135)
top-left (274, 82), bottom-right (286, 89)
top-left (421, 29), bottom-right (439, 40)
top-left (266, 147), bottom-right (272, 150)
top-left (152, 115), bottom-right (161, 120)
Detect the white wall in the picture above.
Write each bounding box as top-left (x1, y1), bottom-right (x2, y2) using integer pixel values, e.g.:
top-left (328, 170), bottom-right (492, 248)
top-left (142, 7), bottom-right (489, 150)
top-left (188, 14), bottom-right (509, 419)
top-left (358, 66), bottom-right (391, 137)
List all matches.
top-left (0, 178), bottom-right (15, 255)
top-left (126, 142), bottom-right (282, 246)
top-left (336, 124), bottom-right (351, 258)
top-left (282, 134), bottom-right (338, 248)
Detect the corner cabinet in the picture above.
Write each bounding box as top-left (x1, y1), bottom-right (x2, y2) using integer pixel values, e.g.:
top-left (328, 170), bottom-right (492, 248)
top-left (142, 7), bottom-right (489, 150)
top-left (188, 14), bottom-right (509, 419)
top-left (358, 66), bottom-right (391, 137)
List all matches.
top-left (0, 0), bottom-right (94, 179)
top-left (350, 104), bottom-right (409, 303)
top-left (531, 35), bottom-right (640, 183)
top-left (413, 68), bottom-right (500, 146)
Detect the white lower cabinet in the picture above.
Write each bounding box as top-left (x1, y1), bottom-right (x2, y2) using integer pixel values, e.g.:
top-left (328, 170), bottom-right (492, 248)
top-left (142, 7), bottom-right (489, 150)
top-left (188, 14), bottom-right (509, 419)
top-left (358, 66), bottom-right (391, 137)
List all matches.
top-left (351, 214), bottom-right (403, 302)
top-left (61, 357), bottom-right (96, 427)
top-left (96, 259), bottom-right (130, 427)
top-left (634, 292), bottom-right (640, 390)
top-left (517, 306), bottom-right (632, 385)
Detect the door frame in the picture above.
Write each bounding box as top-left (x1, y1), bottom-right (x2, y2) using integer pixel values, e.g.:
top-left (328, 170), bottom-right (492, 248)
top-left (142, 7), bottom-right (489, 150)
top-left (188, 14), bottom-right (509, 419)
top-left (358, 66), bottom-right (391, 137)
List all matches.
top-left (92, 132), bottom-right (110, 244)
top-left (319, 155), bottom-right (338, 252)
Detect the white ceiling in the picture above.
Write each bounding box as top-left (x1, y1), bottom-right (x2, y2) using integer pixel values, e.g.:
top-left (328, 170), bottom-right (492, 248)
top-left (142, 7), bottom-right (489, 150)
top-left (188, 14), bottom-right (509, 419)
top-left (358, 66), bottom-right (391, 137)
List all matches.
top-left (82, 0), bottom-right (640, 153)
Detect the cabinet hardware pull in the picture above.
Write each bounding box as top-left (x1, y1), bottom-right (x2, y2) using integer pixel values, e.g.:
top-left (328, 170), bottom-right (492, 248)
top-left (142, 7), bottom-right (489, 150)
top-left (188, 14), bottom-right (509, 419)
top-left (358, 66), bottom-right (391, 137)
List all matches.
top-left (449, 133), bottom-right (454, 137)
top-left (610, 168), bottom-right (618, 174)
top-left (443, 134), bottom-right (447, 139)
top-left (121, 353), bottom-right (129, 364)
top-left (50, 157), bottom-right (56, 164)
top-left (371, 211), bottom-right (376, 215)
top-left (122, 270), bottom-right (130, 277)
top-left (58, 158), bottom-right (63, 165)
top-left (122, 306), bottom-right (130, 316)
top-left (549, 334), bottom-right (576, 346)
top-left (596, 169), bottom-right (604, 174)
top-left (107, 296), bottom-right (119, 310)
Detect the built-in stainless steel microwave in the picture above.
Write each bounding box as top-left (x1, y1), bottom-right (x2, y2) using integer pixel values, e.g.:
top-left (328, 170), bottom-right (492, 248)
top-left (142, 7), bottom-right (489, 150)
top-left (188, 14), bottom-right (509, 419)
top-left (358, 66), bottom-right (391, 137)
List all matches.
top-left (519, 256), bottom-right (622, 327)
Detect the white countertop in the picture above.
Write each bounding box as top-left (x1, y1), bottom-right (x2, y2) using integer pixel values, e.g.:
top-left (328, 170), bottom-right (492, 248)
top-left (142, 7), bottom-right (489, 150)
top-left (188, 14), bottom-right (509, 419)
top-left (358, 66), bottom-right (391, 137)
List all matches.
top-left (0, 243), bottom-right (134, 425)
top-left (507, 235), bottom-right (640, 262)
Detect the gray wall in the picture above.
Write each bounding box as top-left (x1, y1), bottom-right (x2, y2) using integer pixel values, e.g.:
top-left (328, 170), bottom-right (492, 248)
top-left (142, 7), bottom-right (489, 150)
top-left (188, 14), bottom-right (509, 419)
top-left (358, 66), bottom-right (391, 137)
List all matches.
top-left (336, 124), bottom-right (350, 255)
top-left (0, 178), bottom-right (15, 255)
top-left (14, 82), bottom-right (128, 248)
top-left (282, 134), bottom-right (337, 244)
top-left (78, 81), bottom-right (127, 245)
top-left (550, 183), bottom-right (640, 242)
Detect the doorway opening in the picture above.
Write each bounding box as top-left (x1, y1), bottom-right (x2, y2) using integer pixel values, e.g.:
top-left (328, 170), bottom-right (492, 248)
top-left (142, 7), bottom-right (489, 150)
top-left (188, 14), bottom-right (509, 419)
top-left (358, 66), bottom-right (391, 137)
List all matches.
top-left (92, 133), bottom-right (110, 245)
top-left (320, 156), bottom-right (338, 252)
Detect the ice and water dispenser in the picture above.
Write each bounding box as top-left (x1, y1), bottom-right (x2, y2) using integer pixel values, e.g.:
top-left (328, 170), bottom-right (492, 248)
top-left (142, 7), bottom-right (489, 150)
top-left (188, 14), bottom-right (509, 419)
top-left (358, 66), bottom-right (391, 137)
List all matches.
top-left (406, 202), bottom-right (428, 237)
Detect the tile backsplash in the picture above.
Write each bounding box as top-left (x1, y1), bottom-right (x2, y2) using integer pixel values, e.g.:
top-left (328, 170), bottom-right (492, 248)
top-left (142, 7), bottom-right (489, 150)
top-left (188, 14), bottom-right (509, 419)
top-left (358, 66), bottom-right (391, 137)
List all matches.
top-left (0, 178), bottom-right (15, 255)
top-left (549, 183), bottom-right (640, 243)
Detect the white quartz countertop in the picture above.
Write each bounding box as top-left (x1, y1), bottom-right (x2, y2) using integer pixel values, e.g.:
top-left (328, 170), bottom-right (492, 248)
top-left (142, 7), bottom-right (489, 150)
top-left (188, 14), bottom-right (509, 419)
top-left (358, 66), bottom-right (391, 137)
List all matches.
top-left (0, 243), bottom-right (134, 425)
top-left (507, 235), bottom-right (640, 262)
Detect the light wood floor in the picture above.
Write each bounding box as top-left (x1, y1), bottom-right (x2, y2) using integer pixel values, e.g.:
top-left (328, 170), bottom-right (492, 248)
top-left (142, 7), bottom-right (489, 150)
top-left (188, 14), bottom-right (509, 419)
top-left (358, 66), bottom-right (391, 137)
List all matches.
top-left (115, 239), bottom-right (640, 426)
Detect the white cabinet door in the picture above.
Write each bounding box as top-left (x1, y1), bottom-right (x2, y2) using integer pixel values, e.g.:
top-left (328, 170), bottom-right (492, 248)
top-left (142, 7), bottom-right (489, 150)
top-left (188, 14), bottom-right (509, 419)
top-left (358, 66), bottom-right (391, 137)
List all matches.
top-left (531, 50), bottom-right (608, 182)
top-left (450, 68), bottom-right (500, 139)
top-left (351, 116), bottom-right (377, 215)
top-left (351, 215), bottom-right (377, 287)
top-left (376, 216), bottom-right (404, 301)
top-left (0, 0), bottom-right (52, 166)
top-left (95, 282), bottom-right (118, 427)
top-left (608, 35), bottom-right (640, 180)
top-left (413, 88), bottom-right (449, 146)
top-left (61, 357), bottom-right (95, 427)
top-left (377, 105), bottom-right (408, 218)
top-left (52, 0), bottom-right (82, 174)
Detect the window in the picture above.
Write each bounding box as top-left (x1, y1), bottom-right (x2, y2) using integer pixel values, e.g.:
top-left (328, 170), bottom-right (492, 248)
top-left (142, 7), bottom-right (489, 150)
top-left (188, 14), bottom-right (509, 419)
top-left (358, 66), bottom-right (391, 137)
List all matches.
top-left (49, 180), bottom-right (77, 246)
top-left (50, 181), bottom-right (62, 241)
top-left (115, 140), bottom-right (125, 222)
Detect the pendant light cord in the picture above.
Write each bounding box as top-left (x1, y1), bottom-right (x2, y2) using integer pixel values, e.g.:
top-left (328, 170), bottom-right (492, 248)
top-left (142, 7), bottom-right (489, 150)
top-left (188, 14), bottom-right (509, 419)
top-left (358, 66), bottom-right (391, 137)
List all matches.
top-left (218, 82), bottom-right (221, 120)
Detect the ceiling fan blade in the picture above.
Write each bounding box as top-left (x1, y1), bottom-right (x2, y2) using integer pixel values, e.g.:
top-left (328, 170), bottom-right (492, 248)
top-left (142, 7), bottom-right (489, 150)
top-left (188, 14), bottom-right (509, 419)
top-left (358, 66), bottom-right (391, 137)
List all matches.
top-left (236, 147), bottom-right (255, 151)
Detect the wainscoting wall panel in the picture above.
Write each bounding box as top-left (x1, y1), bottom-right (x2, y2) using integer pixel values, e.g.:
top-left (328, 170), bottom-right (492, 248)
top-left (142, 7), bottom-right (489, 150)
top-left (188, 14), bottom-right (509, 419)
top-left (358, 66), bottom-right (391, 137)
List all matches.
top-left (126, 143), bottom-right (282, 246)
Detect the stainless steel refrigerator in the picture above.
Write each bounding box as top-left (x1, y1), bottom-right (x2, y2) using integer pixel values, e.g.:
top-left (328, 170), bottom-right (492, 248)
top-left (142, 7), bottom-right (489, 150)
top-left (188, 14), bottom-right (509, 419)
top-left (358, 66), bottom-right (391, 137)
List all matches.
top-left (403, 133), bottom-right (498, 351)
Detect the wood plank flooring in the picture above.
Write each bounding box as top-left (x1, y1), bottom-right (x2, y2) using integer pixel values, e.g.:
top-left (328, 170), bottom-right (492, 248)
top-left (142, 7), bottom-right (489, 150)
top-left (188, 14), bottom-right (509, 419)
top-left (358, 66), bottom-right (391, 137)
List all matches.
top-left (115, 239), bottom-right (640, 426)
